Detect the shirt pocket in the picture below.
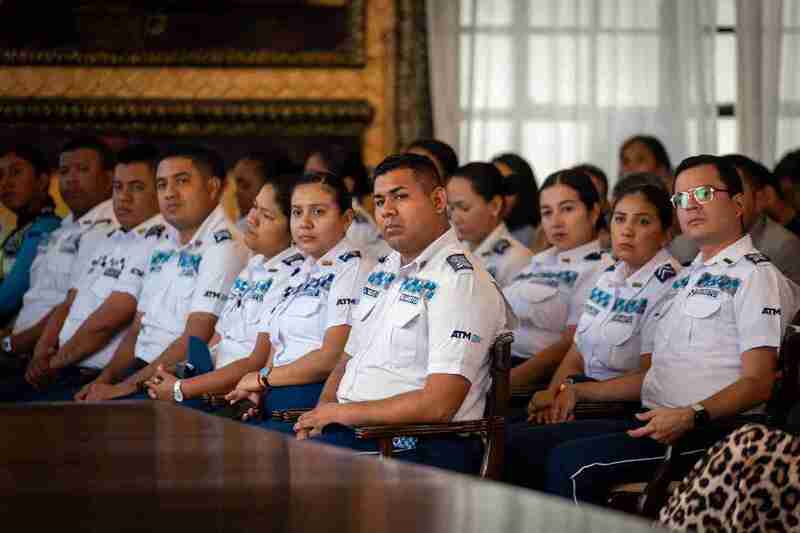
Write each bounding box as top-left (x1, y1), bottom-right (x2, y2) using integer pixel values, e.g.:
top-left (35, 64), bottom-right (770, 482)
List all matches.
top-left (389, 304), bottom-right (421, 369)
top-left (284, 295), bottom-right (323, 339)
top-left (516, 282), bottom-right (567, 332)
top-left (602, 315), bottom-right (639, 372)
top-left (355, 296), bottom-right (379, 323)
top-left (683, 296), bottom-right (723, 350)
top-left (169, 276), bottom-right (196, 317)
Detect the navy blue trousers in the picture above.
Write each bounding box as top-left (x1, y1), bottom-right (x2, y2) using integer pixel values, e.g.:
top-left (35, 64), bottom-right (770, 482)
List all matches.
top-left (505, 415), bottom-right (762, 505)
top-left (310, 423), bottom-right (484, 475)
top-left (252, 382), bottom-right (325, 434)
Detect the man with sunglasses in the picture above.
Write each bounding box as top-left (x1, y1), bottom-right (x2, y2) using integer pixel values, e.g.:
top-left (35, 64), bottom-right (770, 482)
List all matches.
top-left (536, 154), bottom-right (798, 505)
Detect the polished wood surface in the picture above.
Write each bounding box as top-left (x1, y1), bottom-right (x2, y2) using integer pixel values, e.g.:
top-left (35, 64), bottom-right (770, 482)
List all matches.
top-left (0, 402), bottom-right (661, 532)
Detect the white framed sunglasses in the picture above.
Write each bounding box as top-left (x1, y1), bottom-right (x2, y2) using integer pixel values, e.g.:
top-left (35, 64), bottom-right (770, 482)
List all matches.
top-left (670, 185), bottom-right (730, 209)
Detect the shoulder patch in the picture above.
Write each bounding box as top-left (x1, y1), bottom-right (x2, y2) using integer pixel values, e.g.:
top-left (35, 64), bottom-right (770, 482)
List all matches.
top-left (654, 263), bottom-right (677, 283)
top-left (493, 238), bottom-right (511, 255)
top-left (744, 252), bottom-right (770, 265)
top-left (605, 262), bottom-right (617, 273)
top-left (446, 253), bottom-right (473, 272)
top-left (378, 255), bottom-right (389, 264)
top-left (338, 250), bottom-right (362, 263)
top-left (145, 224), bottom-right (166, 239)
top-left (584, 252), bottom-right (603, 261)
top-left (213, 229), bottom-right (232, 244)
top-left (282, 253), bottom-right (305, 266)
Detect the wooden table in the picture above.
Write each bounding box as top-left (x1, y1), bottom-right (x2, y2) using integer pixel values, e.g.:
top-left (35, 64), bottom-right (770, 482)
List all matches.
top-left (0, 402), bottom-right (662, 532)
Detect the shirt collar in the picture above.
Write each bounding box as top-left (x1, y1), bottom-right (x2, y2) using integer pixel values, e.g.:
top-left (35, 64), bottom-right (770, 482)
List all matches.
top-left (691, 234), bottom-right (754, 269)
top-left (166, 204), bottom-right (227, 250)
top-left (253, 246), bottom-right (300, 272)
top-left (396, 228), bottom-right (458, 276)
top-left (608, 248), bottom-right (674, 292)
top-left (301, 237), bottom-right (354, 274)
top-left (474, 223), bottom-right (510, 256)
top-left (76, 198), bottom-right (116, 227)
top-left (538, 239), bottom-right (602, 266)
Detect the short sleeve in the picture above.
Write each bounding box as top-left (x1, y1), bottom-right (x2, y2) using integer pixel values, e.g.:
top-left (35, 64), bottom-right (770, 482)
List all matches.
top-left (734, 267), bottom-right (785, 353)
top-left (189, 241), bottom-right (248, 316)
top-left (324, 260), bottom-right (369, 330)
top-left (426, 272), bottom-right (506, 384)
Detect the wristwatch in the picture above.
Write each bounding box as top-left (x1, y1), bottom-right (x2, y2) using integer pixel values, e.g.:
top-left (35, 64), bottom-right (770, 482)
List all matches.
top-left (258, 366), bottom-right (272, 389)
top-left (173, 379), bottom-right (184, 403)
top-left (691, 403), bottom-right (710, 427)
top-left (1, 336), bottom-right (12, 354)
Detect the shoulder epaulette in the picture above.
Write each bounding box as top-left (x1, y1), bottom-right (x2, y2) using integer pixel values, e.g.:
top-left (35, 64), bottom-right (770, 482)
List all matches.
top-left (584, 252), bottom-right (603, 261)
top-left (605, 263), bottom-right (617, 273)
top-left (493, 238), bottom-right (511, 255)
top-left (446, 253), bottom-right (473, 272)
top-left (282, 253), bottom-right (305, 266)
top-left (145, 224), bottom-right (166, 239)
top-left (744, 252), bottom-right (770, 265)
top-left (213, 229), bottom-right (232, 244)
top-left (654, 263), bottom-right (677, 283)
top-left (338, 250), bottom-right (362, 263)
top-left (378, 255), bottom-right (389, 264)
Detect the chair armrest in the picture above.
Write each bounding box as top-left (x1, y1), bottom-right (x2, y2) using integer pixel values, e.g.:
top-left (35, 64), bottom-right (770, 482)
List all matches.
top-left (574, 401), bottom-right (640, 420)
top-left (354, 416), bottom-right (505, 440)
top-left (272, 408), bottom-right (312, 422)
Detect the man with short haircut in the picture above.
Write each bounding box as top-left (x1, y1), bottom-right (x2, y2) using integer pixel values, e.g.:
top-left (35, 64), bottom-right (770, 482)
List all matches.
top-left (765, 150), bottom-right (800, 236)
top-left (76, 146), bottom-right (247, 401)
top-left (13, 145), bottom-right (166, 400)
top-left (1, 137), bottom-right (116, 364)
top-left (292, 154), bottom-right (515, 473)
top-left (506, 155), bottom-right (796, 504)
top-left (722, 154), bottom-right (800, 286)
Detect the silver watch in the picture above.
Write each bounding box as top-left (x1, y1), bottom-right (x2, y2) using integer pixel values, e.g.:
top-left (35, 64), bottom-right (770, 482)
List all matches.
top-left (1, 336), bottom-right (12, 353)
top-left (173, 379), bottom-right (184, 402)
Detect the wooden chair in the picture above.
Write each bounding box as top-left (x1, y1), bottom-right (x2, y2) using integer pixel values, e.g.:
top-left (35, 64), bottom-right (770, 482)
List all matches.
top-left (276, 332), bottom-right (514, 480)
top-left (607, 311), bottom-right (800, 518)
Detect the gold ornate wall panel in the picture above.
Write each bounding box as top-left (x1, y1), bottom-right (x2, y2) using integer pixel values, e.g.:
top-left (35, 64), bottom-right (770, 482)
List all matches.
top-left (0, 0), bottom-right (395, 165)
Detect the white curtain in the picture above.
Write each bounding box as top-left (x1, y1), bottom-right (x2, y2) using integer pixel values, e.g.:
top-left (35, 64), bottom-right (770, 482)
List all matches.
top-left (427, 0), bottom-right (461, 150)
top-left (776, 1), bottom-right (800, 162)
top-left (431, 0), bottom-right (719, 185)
top-left (737, 0), bottom-right (783, 166)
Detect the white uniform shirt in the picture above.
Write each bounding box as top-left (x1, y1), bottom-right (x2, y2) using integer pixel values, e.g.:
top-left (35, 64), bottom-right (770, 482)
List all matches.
top-left (13, 200), bottom-right (117, 333)
top-left (346, 199), bottom-right (392, 259)
top-left (212, 247), bottom-right (304, 369)
top-left (337, 229), bottom-right (516, 421)
top-left (503, 240), bottom-right (613, 359)
top-left (134, 206), bottom-right (248, 363)
top-left (470, 222), bottom-right (532, 288)
top-left (575, 249), bottom-right (682, 381)
top-left (642, 235), bottom-right (792, 410)
top-left (58, 215), bottom-right (167, 369)
top-left (265, 237), bottom-right (375, 368)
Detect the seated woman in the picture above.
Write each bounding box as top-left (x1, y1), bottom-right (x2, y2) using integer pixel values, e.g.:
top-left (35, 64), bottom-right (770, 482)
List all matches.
top-left (230, 149), bottom-right (294, 231)
top-left (0, 145), bottom-right (61, 326)
top-left (524, 175), bottom-right (680, 428)
top-left (503, 168), bottom-right (613, 390)
top-left (144, 175), bottom-right (300, 408)
top-left (224, 171), bottom-right (375, 430)
top-left (491, 152), bottom-right (540, 248)
top-left (446, 162), bottom-right (532, 287)
top-left (305, 145), bottom-right (389, 258)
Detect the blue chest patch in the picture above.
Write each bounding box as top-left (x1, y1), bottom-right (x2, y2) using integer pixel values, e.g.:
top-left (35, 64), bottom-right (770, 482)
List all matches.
top-left (516, 269), bottom-right (578, 288)
top-left (368, 271), bottom-right (397, 290)
top-left (400, 277), bottom-right (438, 301)
top-left (611, 296), bottom-right (648, 315)
top-left (285, 272), bottom-right (335, 299)
top-left (178, 251), bottom-right (202, 277)
top-left (249, 279), bottom-right (274, 303)
top-left (149, 250), bottom-right (175, 273)
top-left (589, 287), bottom-right (612, 308)
top-left (695, 272), bottom-right (741, 296)
top-left (672, 276), bottom-right (691, 290)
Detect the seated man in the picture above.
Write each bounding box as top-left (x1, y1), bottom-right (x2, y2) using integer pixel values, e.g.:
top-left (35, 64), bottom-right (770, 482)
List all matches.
top-left (504, 154), bottom-right (798, 504)
top-left (76, 145), bottom-right (248, 401)
top-left (291, 153), bottom-right (515, 474)
top-left (5, 144), bottom-right (163, 401)
top-left (0, 137), bottom-right (115, 364)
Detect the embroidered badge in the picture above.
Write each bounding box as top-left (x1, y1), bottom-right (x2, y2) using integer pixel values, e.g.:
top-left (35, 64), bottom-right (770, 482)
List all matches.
top-left (213, 229), bottom-right (232, 244)
top-left (654, 264), bottom-right (677, 283)
top-left (493, 239), bottom-right (511, 255)
top-left (446, 254), bottom-right (473, 272)
top-left (282, 253), bottom-right (305, 266)
top-left (744, 252), bottom-right (770, 265)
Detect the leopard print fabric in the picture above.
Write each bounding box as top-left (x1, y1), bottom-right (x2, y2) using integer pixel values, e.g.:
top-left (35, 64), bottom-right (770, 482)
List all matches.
top-left (659, 424), bottom-right (800, 532)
